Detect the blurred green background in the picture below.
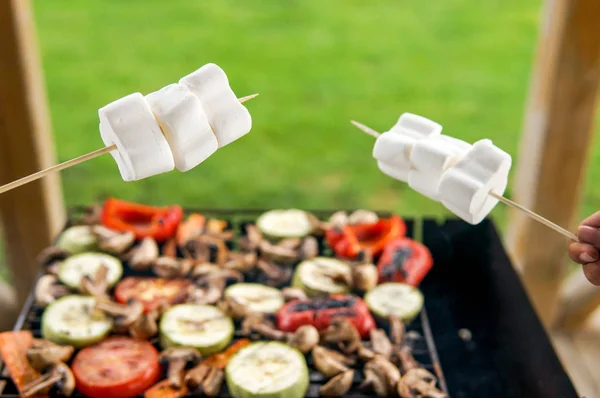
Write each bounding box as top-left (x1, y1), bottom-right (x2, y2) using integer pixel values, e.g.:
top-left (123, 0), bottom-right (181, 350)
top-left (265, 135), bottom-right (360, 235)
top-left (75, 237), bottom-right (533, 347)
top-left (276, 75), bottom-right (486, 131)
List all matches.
top-left (1, 0), bottom-right (600, 281)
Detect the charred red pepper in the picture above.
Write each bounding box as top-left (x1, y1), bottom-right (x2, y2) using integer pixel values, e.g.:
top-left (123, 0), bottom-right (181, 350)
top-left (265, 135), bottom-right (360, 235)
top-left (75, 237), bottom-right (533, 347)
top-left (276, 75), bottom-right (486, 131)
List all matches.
top-left (276, 294), bottom-right (375, 338)
top-left (326, 215), bottom-right (406, 259)
top-left (101, 198), bottom-right (183, 242)
top-left (377, 237), bottom-right (433, 286)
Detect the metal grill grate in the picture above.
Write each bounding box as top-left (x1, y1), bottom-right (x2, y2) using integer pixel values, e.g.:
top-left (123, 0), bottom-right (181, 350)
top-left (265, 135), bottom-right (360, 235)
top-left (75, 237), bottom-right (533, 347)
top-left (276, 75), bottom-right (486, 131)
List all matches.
top-left (0, 209), bottom-right (448, 397)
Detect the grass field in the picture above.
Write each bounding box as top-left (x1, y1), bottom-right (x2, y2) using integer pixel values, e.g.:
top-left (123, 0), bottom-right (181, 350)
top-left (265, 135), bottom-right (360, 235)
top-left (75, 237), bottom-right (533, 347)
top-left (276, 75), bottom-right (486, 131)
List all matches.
top-left (3, 0), bottom-right (600, 282)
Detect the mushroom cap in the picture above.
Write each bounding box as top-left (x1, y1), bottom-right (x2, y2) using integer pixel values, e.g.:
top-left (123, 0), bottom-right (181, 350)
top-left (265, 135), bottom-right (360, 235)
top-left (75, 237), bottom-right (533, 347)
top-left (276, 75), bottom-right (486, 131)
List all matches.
top-left (159, 347), bottom-right (202, 363)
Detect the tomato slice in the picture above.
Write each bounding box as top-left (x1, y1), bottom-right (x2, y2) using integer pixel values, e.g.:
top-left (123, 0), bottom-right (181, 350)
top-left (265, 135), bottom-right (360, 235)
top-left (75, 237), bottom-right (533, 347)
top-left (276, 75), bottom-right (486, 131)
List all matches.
top-left (377, 237), bottom-right (433, 286)
top-left (72, 337), bottom-right (160, 398)
top-left (115, 277), bottom-right (191, 313)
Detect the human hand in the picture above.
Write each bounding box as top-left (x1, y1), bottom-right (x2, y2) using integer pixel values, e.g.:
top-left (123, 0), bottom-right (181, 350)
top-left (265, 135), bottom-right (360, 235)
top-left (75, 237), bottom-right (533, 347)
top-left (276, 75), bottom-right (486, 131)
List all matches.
top-left (568, 211), bottom-right (600, 285)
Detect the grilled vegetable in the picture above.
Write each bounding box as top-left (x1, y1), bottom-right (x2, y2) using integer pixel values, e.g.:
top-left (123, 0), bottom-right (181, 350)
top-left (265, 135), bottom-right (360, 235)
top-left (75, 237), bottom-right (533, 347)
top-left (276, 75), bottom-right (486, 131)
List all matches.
top-left (365, 282), bottom-right (424, 322)
top-left (0, 331), bottom-right (43, 398)
top-left (114, 277), bottom-right (191, 313)
top-left (159, 304), bottom-right (234, 356)
top-left (326, 215), bottom-right (406, 259)
top-left (202, 339), bottom-right (251, 369)
top-left (56, 225), bottom-right (98, 254)
top-left (291, 257), bottom-right (351, 297)
top-left (41, 295), bottom-right (112, 348)
top-left (224, 283), bottom-right (284, 314)
top-left (378, 237), bottom-right (433, 286)
top-left (256, 209), bottom-right (313, 239)
top-left (225, 342), bottom-right (309, 398)
top-left (72, 337), bottom-right (161, 398)
top-left (276, 294), bottom-right (375, 338)
top-left (101, 197), bottom-right (183, 242)
top-left (57, 252), bottom-right (123, 290)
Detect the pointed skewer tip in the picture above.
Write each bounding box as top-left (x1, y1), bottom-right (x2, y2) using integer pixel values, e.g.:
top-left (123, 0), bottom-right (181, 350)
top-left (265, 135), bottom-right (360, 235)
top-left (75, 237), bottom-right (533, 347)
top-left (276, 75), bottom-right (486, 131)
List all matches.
top-left (238, 93), bottom-right (259, 103)
top-left (350, 120), bottom-right (381, 138)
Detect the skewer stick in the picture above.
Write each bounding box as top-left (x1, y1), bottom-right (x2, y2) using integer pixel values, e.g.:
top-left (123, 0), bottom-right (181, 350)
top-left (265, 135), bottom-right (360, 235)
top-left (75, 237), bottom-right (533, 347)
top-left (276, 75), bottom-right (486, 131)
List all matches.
top-left (0, 94), bottom-right (259, 195)
top-left (350, 120), bottom-right (579, 242)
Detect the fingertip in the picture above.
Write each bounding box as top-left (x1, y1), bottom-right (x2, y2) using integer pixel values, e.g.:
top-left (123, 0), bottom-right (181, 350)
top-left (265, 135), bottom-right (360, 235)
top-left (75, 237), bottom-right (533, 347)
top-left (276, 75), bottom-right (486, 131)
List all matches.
top-left (583, 262), bottom-right (600, 286)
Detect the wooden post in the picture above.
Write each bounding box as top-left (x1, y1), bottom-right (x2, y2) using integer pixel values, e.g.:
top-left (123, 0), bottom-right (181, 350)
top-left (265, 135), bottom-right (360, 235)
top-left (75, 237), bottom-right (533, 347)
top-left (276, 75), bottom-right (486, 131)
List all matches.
top-left (506, 0), bottom-right (600, 326)
top-left (555, 270), bottom-right (600, 331)
top-left (0, 0), bottom-right (65, 306)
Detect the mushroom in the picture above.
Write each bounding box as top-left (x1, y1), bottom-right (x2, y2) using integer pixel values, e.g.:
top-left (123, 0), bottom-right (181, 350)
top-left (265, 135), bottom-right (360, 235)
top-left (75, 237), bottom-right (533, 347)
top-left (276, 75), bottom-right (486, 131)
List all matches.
top-left (277, 238), bottom-right (302, 250)
top-left (93, 226), bottom-right (135, 254)
top-left (159, 347), bottom-right (202, 389)
top-left (189, 278), bottom-right (226, 305)
top-left (311, 346), bottom-right (351, 378)
top-left (348, 209), bottom-right (379, 225)
top-left (282, 287), bottom-right (308, 302)
top-left (351, 263), bottom-right (378, 292)
top-left (396, 345), bottom-right (419, 373)
top-left (36, 247), bottom-right (70, 275)
top-left (328, 211), bottom-right (349, 230)
top-left (193, 265), bottom-right (243, 285)
top-left (218, 295), bottom-right (250, 319)
top-left (80, 204), bottom-right (102, 225)
top-left (26, 340), bottom-right (74, 371)
top-left (320, 369), bottom-right (354, 397)
top-left (80, 264), bottom-right (109, 298)
top-left (185, 362), bottom-right (211, 391)
top-left (256, 259), bottom-right (292, 286)
top-left (183, 238), bottom-right (212, 262)
top-left (370, 329), bottom-right (393, 359)
top-left (306, 212), bottom-right (327, 236)
top-left (389, 315), bottom-right (405, 346)
top-left (397, 368), bottom-right (446, 398)
top-left (21, 362), bottom-right (75, 397)
top-left (163, 237), bottom-right (178, 258)
top-left (357, 345), bottom-right (377, 362)
top-left (35, 275), bottom-right (70, 306)
top-left (152, 256), bottom-right (193, 278)
top-left (129, 309), bottom-right (160, 340)
top-left (362, 355), bottom-right (401, 396)
top-left (202, 367), bottom-right (225, 397)
top-left (320, 319), bottom-right (362, 354)
top-left (128, 237), bottom-right (159, 270)
top-left (223, 251), bottom-right (257, 273)
top-left (206, 219), bottom-right (234, 241)
top-left (299, 236), bottom-right (319, 260)
top-left (95, 299), bottom-right (144, 332)
top-left (286, 325), bottom-right (319, 353)
top-left (259, 240), bottom-right (299, 264)
top-left (240, 312), bottom-right (268, 336)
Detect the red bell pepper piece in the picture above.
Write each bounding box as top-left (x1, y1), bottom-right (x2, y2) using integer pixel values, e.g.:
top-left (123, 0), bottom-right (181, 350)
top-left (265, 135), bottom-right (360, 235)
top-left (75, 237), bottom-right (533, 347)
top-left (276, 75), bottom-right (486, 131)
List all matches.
top-left (276, 294), bottom-right (375, 338)
top-left (377, 237), bottom-right (433, 286)
top-left (101, 198), bottom-right (183, 242)
top-left (326, 215), bottom-right (406, 259)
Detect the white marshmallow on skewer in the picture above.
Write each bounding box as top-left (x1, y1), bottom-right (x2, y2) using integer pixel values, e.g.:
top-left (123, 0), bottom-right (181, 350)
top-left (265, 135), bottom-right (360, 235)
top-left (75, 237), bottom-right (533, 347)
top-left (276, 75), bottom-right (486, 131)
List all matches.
top-left (372, 113), bottom-right (443, 182)
top-left (407, 135), bottom-right (471, 200)
top-left (180, 63), bottom-right (252, 148)
top-left (146, 83), bottom-right (218, 172)
top-left (438, 139), bottom-right (512, 224)
top-left (99, 93), bottom-right (175, 181)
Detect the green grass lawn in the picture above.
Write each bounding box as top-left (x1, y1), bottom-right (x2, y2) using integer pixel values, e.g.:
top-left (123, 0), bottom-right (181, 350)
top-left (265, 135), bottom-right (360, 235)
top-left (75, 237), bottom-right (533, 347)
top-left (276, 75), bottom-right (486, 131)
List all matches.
top-left (3, 0), bottom-right (600, 281)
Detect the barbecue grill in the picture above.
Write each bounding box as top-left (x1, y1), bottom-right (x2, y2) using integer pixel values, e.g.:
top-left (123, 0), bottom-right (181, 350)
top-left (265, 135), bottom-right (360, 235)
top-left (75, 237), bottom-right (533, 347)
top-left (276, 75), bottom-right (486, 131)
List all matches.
top-left (0, 209), bottom-right (579, 397)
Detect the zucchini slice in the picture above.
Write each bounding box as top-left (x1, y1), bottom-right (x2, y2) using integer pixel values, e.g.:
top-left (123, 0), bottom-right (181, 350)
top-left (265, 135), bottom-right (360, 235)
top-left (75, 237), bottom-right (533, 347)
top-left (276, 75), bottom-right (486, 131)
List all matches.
top-left (292, 257), bottom-right (351, 297)
top-left (41, 295), bottom-right (112, 348)
top-left (224, 283), bottom-right (284, 314)
top-left (56, 226), bottom-right (98, 254)
top-left (226, 341), bottom-right (309, 398)
top-left (58, 252), bottom-right (123, 290)
top-left (256, 209), bottom-right (313, 239)
top-left (364, 282), bottom-right (424, 321)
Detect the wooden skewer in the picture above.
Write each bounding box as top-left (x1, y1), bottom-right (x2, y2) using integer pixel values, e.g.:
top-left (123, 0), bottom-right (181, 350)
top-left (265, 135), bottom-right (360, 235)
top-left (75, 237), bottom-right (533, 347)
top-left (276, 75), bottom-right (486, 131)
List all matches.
top-left (0, 94), bottom-right (259, 195)
top-left (350, 120), bottom-right (579, 242)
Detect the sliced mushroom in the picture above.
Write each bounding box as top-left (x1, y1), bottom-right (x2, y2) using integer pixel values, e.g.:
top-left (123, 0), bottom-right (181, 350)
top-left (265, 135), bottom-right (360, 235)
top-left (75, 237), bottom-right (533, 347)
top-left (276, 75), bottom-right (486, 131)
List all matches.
top-left (94, 227), bottom-right (135, 255)
top-left (389, 315), bottom-right (405, 346)
top-left (286, 325), bottom-right (319, 353)
top-left (246, 224), bottom-right (264, 247)
top-left (153, 256), bottom-right (193, 278)
top-left (320, 369), bottom-right (354, 397)
top-left (351, 263), bottom-right (378, 292)
top-left (129, 237), bottom-right (159, 270)
top-left (22, 362), bottom-right (75, 397)
top-left (277, 238), bottom-right (302, 250)
top-left (256, 259), bottom-right (292, 286)
top-left (357, 345), bottom-right (376, 362)
top-left (396, 345), bottom-right (419, 373)
top-left (281, 287), bottom-right (308, 302)
top-left (80, 264), bottom-right (109, 298)
top-left (129, 309), bottom-right (160, 340)
top-left (364, 355), bottom-right (401, 396)
top-left (202, 367), bottom-right (225, 397)
top-left (240, 312), bottom-right (269, 336)
top-left (96, 299), bottom-right (144, 332)
top-left (188, 278), bottom-right (226, 305)
top-left (398, 368), bottom-right (446, 398)
top-left (193, 265), bottom-right (243, 285)
top-left (223, 251), bottom-right (257, 273)
top-left (348, 209), bottom-right (379, 225)
top-left (160, 347), bottom-right (202, 389)
top-left (259, 240), bottom-right (299, 264)
top-left (311, 346), bottom-right (349, 378)
top-left (370, 329), bottom-right (393, 359)
top-left (163, 237), bottom-right (178, 258)
top-left (360, 367), bottom-right (387, 397)
top-left (252, 321), bottom-right (287, 340)
top-left (218, 295), bottom-right (250, 319)
top-left (185, 362), bottom-right (211, 391)
top-left (183, 238), bottom-right (212, 262)
top-left (27, 340), bottom-right (74, 371)
top-left (35, 275), bottom-right (70, 306)
top-left (306, 212), bottom-right (327, 236)
top-left (36, 247), bottom-right (70, 274)
top-left (81, 204), bottom-right (102, 225)
top-left (328, 211), bottom-right (349, 230)
top-left (299, 236), bottom-right (319, 260)
top-left (320, 319), bottom-right (362, 354)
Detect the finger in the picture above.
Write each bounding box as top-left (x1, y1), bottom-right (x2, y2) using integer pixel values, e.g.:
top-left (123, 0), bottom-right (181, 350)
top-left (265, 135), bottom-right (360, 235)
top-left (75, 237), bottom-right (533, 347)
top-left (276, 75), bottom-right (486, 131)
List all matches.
top-left (583, 262), bottom-right (600, 286)
top-left (581, 211), bottom-right (600, 228)
top-left (578, 225), bottom-right (600, 247)
top-left (568, 242), bottom-right (599, 264)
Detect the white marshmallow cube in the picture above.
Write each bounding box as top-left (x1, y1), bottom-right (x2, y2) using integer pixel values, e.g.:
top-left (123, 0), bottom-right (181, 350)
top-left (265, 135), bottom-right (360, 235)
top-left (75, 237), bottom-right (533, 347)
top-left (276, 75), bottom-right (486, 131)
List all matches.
top-left (179, 63), bottom-right (252, 148)
top-left (390, 112), bottom-right (443, 137)
top-left (146, 83), bottom-right (218, 172)
top-left (378, 160), bottom-right (410, 182)
top-left (99, 93), bottom-right (175, 181)
top-left (438, 139), bottom-right (512, 224)
top-left (408, 135), bottom-right (471, 200)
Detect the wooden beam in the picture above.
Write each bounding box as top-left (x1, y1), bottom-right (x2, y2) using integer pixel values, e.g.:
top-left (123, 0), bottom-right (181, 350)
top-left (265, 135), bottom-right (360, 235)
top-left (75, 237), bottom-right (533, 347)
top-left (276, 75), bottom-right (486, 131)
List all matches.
top-left (0, 0), bottom-right (65, 306)
top-left (505, 0), bottom-right (600, 326)
top-left (0, 282), bottom-right (17, 332)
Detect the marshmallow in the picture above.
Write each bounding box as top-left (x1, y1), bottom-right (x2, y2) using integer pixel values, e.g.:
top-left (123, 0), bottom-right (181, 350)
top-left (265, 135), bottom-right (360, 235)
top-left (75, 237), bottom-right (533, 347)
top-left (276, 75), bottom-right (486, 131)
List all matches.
top-left (146, 83), bottom-right (218, 172)
top-left (438, 139), bottom-right (512, 224)
top-left (408, 135), bottom-right (471, 200)
top-left (373, 113), bottom-right (443, 182)
top-left (99, 93), bottom-right (174, 181)
top-left (378, 160), bottom-right (410, 182)
top-left (180, 63), bottom-right (252, 147)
